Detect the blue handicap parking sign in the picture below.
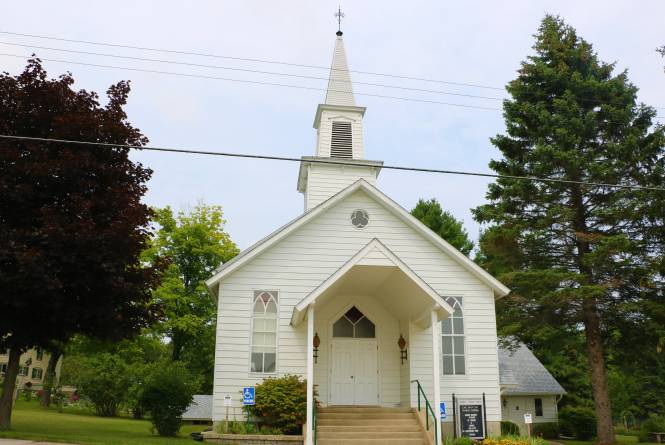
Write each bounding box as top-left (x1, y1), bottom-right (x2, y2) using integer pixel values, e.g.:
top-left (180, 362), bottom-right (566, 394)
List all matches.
top-left (243, 387), bottom-right (255, 405)
top-left (440, 402), bottom-right (447, 420)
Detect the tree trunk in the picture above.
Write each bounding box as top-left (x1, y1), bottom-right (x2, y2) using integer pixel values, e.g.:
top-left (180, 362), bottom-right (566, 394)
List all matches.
top-left (0, 348), bottom-right (21, 429)
top-left (584, 299), bottom-right (615, 444)
top-left (40, 351), bottom-right (62, 408)
top-left (171, 332), bottom-right (183, 362)
top-left (570, 183), bottom-right (615, 444)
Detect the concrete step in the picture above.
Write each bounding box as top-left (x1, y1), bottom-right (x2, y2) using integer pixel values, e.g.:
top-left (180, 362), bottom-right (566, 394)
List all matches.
top-left (317, 424), bottom-right (423, 432)
top-left (319, 406), bottom-right (413, 413)
top-left (318, 431), bottom-right (424, 439)
top-left (317, 440), bottom-right (425, 445)
top-left (318, 412), bottom-right (415, 419)
top-left (317, 418), bottom-right (419, 426)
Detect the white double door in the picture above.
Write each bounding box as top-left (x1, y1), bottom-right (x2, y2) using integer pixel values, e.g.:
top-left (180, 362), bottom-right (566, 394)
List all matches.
top-left (330, 339), bottom-right (378, 405)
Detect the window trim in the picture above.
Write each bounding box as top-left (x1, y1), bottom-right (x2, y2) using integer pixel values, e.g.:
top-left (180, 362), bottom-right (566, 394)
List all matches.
top-left (249, 290), bottom-right (279, 375)
top-left (441, 296), bottom-right (467, 376)
top-left (31, 367), bottom-right (43, 380)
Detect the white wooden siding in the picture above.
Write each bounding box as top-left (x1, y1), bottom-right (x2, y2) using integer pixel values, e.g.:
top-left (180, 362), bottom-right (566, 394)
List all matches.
top-left (305, 164), bottom-right (378, 210)
top-left (212, 189), bottom-right (501, 421)
top-left (501, 395), bottom-right (559, 433)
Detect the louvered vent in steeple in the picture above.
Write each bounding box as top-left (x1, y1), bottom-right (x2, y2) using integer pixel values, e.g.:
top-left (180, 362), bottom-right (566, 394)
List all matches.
top-left (330, 121), bottom-right (353, 158)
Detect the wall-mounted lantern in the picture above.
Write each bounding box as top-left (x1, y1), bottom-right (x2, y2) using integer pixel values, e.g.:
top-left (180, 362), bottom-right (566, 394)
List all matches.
top-left (398, 334), bottom-right (408, 364)
top-left (313, 332), bottom-right (320, 364)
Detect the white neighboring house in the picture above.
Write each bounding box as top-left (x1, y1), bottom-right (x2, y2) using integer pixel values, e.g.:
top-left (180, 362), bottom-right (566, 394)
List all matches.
top-left (206, 31), bottom-right (563, 444)
top-left (499, 344), bottom-right (566, 434)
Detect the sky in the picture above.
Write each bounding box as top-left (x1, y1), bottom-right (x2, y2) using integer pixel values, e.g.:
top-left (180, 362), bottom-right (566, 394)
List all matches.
top-left (3, 1), bottom-right (665, 250)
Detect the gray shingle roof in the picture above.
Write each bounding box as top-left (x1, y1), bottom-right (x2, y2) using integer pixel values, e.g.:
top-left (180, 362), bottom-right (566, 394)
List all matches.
top-left (498, 343), bottom-right (566, 395)
top-left (182, 394), bottom-right (213, 421)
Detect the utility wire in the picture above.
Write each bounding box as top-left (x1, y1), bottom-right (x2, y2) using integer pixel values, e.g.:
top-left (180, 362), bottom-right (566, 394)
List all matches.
top-left (0, 52), bottom-right (502, 111)
top-left (1, 134), bottom-right (663, 192)
top-left (2, 36), bottom-right (664, 113)
top-left (0, 30), bottom-right (502, 91)
top-left (0, 41), bottom-right (506, 103)
top-left (4, 52), bottom-right (664, 122)
top-left (3, 33), bottom-right (665, 113)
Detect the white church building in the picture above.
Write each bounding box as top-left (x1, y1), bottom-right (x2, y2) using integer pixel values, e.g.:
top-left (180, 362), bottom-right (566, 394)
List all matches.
top-left (206, 30), bottom-right (563, 445)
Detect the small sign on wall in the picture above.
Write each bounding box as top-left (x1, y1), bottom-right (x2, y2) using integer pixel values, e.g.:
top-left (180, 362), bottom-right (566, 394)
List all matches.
top-left (440, 402), bottom-right (446, 420)
top-left (524, 413), bottom-right (533, 424)
top-left (224, 395), bottom-right (232, 407)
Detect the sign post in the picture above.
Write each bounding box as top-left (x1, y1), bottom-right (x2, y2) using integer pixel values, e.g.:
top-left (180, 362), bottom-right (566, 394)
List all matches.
top-left (458, 399), bottom-right (485, 439)
top-left (223, 395), bottom-right (232, 432)
top-left (243, 387), bottom-right (255, 426)
top-left (524, 413), bottom-right (533, 438)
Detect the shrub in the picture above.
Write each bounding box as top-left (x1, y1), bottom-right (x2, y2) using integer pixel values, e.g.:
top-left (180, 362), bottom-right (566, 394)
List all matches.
top-left (76, 353), bottom-right (130, 417)
top-left (532, 422), bottom-right (559, 439)
top-left (247, 375), bottom-right (307, 434)
top-left (559, 406), bottom-right (596, 440)
top-left (638, 416), bottom-right (665, 443)
top-left (501, 420), bottom-right (521, 436)
top-left (139, 362), bottom-right (199, 437)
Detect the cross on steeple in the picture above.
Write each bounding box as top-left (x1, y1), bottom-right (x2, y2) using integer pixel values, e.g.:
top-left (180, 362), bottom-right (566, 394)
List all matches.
top-left (335, 6), bottom-right (345, 36)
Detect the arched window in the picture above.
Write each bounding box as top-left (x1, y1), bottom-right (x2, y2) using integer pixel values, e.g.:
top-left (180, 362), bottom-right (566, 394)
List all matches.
top-left (333, 306), bottom-right (375, 338)
top-left (251, 291), bottom-right (278, 373)
top-left (441, 297), bottom-right (465, 375)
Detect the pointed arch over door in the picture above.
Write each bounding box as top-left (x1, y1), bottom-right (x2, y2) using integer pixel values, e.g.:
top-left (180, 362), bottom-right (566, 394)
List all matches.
top-left (332, 306), bottom-right (376, 339)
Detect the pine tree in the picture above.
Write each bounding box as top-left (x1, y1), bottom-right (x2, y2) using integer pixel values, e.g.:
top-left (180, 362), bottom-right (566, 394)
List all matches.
top-left (473, 16), bottom-right (665, 444)
top-left (411, 198), bottom-right (474, 256)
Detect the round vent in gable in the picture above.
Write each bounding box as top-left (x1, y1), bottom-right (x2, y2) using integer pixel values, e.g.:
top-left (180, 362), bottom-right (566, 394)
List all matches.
top-left (350, 209), bottom-right (369, 229)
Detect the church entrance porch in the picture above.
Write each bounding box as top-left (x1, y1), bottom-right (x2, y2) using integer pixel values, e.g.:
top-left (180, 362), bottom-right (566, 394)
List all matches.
top-left (289, 239), bottom-right (453, 445)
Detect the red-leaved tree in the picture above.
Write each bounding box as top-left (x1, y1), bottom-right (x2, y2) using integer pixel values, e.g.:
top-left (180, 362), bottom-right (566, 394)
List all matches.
top-left (0, 59), bottom-right (162, 428)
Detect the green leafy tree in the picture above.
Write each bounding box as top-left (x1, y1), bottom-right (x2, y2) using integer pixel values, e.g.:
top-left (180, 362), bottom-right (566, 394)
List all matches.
top-left (248, 375), bottom-right (307, 434)
top-left (411, 198), bottom-right (474, 256)
top-left (144, 205), bottom-right (239, 388)
top-left (139, 361), bottom-right (199, 436)
top-left (76, 354), bottom-right (131, 417)
top-left (0, 59), bottom-right (162, 429)
top-left (473, 16), bottom-right (665, 444)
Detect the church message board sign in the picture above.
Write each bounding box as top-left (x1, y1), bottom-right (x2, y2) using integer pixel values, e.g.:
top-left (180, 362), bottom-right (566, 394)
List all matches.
top-left (458, 399), bottom-right (485, 439)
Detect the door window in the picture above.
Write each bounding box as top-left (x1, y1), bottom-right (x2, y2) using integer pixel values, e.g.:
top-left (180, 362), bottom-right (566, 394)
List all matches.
top-left (333, 307), bottom-right (375, 338)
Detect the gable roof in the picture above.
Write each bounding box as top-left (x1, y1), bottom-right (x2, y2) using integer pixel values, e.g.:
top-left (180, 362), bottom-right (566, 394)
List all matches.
top-left (290, 238), bottom-right (456, 326)
top-left (182, 394), bottom-right (212, 421)
top-left (205, 179), bottom-right (510, 298)
top-left (498, 343), bottom-right (566, 395)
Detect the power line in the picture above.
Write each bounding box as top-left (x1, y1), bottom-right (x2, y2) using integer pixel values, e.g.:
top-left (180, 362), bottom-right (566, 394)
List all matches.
top-left (0, 41), bottom-right (506, 103)
top-left (4, 52), bottom-right (664, 122)
top-left (0, 30), bottom-right (503, 91)
top-left (1, 134), bottom-right (663, 192)
top-left (2, 34), bottom-right (664, 113)
top-left (0, 52), bottom-right (502, 111)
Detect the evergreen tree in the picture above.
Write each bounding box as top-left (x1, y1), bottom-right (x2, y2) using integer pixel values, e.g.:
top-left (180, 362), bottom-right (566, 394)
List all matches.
top-left (411, 198), bottom-right (474, 256)
top-left (473, 16), bottom-right (665, 444)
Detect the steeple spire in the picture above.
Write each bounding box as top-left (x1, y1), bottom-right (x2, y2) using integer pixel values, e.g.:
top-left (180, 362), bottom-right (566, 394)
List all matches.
top-left (325, 10), bottom-right (355, 107)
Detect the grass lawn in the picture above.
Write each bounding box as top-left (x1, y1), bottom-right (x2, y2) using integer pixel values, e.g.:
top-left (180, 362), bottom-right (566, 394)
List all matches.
top-left (0, 400), bottom-right (207, 445)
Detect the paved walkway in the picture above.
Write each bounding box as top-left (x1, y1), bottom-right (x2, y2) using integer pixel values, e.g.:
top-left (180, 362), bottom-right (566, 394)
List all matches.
top-left (0, 440), bottom-right (78, 445)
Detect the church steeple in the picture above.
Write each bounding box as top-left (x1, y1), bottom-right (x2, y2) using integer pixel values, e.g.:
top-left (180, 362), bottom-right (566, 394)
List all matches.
top-left (297, 25), bottom-right (383, 211)
top-left (324, 33), bottom-right (355, 107)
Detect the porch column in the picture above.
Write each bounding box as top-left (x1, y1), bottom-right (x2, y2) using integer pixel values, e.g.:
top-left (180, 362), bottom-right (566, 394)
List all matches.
top-left (431, 310), bottom-right (443, 445)
top-left (306, 305), bottom-right (315, 445)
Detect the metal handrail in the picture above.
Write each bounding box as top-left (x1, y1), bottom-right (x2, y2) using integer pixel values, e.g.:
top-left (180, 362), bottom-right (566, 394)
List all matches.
top-left (411, 379), bottom-right (439, 445)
